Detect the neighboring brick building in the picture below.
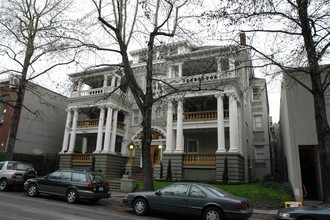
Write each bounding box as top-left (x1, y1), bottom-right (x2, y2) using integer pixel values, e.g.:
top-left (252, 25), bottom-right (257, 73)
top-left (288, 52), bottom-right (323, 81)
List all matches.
top-left (0, 75), bottom-right (68, 154)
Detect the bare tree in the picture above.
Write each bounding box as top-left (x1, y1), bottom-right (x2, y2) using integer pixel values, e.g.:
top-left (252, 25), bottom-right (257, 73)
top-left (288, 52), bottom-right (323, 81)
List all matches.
top-left (0, 0), bottom-right (81, 160)
top-left (89, 0), bottom-right (195, 190)
top-left (206, 0), bottom-right (330, 201)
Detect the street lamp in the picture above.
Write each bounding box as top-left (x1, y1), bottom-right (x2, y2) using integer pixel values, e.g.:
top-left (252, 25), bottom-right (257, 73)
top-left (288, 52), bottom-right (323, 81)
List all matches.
top-left (157, 144), bottom-right (163, 164)
top-left (128, 144), bottom-right (134, 164)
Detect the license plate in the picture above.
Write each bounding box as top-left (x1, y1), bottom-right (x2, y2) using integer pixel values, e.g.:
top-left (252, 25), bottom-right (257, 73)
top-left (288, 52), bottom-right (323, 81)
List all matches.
top-left (99, 187), bottom-right (104, 191)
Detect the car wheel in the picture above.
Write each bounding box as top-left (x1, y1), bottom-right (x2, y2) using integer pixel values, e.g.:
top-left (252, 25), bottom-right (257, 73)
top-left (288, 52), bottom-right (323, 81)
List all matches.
top-left (66, 189), bottom-right (79, 204)
top-left (27, 183), bottom-right (39, 197)
top-left (0, 179), bottom-right (8, 191)
top-left (133, 198), bottom-right (149, 216)
top-left (203, 207), bottom-right (224, 220)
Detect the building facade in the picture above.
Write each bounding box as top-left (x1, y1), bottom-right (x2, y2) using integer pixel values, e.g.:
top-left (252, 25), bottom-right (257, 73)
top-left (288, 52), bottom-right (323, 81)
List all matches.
top-left (279, 67), bottom-right (330, 202)
top-left (0, 75), bottom-right (68, 155)
top-left (59, 40), bottom-right (271, 182)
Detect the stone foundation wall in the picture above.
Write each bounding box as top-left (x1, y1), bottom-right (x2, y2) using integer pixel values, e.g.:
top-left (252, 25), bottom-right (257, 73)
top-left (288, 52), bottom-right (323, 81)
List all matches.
top-left (216, 153), bottom-right (245, 183)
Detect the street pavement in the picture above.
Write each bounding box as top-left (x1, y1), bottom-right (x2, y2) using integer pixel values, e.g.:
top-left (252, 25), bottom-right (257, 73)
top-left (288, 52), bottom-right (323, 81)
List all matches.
top-left (0, 190), bottom-right (277, 220)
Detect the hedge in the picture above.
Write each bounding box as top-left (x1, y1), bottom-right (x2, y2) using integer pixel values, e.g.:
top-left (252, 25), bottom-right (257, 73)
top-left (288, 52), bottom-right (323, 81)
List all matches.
top-left (0, 152), bottom-right (44, 175)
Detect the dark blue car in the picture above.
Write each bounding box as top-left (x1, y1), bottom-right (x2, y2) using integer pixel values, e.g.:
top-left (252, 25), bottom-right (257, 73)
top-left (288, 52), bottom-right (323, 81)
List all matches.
top-left (275, 203), bottom-right (330, 220)
top-left (24, 169), bottom-right (110, 203)
top-left (123, 182), bottom-right (253, 220)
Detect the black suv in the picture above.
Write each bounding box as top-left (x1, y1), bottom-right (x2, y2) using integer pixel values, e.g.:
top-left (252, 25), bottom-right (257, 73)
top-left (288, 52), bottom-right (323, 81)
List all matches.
top-left (24, 169), bottom-right (111, 203)
top-left (0, 161), bottom-right (37, 191)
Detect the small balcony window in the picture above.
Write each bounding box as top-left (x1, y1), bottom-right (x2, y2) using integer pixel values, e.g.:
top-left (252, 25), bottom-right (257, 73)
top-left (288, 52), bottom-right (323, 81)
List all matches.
top-left (187, 140), bottom-right (199, 153)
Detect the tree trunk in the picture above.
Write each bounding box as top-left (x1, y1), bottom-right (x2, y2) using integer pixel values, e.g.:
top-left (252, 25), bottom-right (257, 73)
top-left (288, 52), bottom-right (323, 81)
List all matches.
top-left (141, 106), bottom-right (154, 191)
top-left (297, 0), bottom-right (330, 201)
top-left (6, 85), bottom-right (25, 160)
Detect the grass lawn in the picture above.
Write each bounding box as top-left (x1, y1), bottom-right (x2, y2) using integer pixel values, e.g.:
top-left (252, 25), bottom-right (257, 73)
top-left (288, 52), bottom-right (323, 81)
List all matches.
top-left (134, 181), bottom-right (293, 209)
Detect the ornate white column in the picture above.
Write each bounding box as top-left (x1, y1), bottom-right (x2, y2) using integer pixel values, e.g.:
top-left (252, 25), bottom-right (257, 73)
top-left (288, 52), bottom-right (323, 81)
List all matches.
top-left (165, 99), bottom-right (173, 153)
top-left (102, 106), bottom-right (113, 153)
top-left (77, 79), bottom-right (83, 91)
top-left (82, 137), bottom-right (88, 153)
top-left (175, 100), bottom-right (184, 152)
top-left (94, 106), bottom-right (105, 153)
top-left (216, 94), bottom-right (226, 152)
top-left (61, 109), bottom-right (73, 153)
top-left (103, 75), bottom-right (108, 87)
top-left (109, 109), bottom-right (118, 153)
top-left (121, 113), bottom-right (129, 155)
top-left (111, 75), bottom-right (116, 87)
top-left (178, 63), bottom-right (183, 77)
top-left (229, 94), bottom-right (239, 152)
top-left (68, 109), bottom-right (79, 153)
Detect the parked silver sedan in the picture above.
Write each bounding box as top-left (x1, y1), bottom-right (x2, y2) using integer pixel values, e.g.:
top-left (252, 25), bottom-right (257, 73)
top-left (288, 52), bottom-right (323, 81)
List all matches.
top-left (123, 182), bottom-right (253, 220)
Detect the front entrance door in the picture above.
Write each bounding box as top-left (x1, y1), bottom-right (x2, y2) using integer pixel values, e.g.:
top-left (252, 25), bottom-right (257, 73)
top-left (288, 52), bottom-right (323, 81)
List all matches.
top-left (150, 146), bottom-right (160, 168)
top-left (299, 146), bottom-right (319, 200)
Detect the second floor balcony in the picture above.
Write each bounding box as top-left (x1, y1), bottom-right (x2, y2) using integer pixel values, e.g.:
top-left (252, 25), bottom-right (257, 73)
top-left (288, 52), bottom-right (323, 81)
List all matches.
top-left (71, 119), bottom-right (126, 131)
top-left (173, 110), bottom-right (229, 122)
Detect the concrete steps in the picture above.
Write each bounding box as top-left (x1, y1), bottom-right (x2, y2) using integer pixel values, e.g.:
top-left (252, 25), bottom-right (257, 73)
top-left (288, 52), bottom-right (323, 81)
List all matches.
top-left (109, 181), bottom-right (121, 191)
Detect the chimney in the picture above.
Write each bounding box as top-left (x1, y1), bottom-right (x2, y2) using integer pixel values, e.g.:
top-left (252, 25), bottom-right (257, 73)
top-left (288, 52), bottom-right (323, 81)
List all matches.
top-left (240, 32), bottom-right (246, 46)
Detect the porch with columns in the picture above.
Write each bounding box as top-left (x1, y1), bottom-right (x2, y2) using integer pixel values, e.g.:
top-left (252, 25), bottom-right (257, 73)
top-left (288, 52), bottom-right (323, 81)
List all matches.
top-left (159, 93), bottom-right (245, 183)
top-left (58, 105), bottom-right (130, 178)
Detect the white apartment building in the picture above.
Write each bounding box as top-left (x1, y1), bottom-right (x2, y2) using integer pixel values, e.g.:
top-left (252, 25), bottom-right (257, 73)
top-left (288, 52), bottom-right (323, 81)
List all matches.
top-left (59, 39), bottom-right (271, 182)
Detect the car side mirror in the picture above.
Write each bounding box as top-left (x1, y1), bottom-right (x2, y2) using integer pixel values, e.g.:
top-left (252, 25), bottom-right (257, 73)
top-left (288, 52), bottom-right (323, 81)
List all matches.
top-left (155, 190), bottom-right (161, 196)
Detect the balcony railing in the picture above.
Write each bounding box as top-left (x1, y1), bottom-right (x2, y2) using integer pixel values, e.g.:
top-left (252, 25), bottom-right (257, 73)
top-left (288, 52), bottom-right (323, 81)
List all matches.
top-left (168, 72), bottom-right (236, 85)
top-left (183, 153), bottom-right (216, 165)
top-left (72, 153), bottom-right (93, 162)
top-left (72, 119), bottom-right (125, 131)
top-left (173, 110), bottom-right (229, 122)
top-left (70, 86), bottom-right (130, 100)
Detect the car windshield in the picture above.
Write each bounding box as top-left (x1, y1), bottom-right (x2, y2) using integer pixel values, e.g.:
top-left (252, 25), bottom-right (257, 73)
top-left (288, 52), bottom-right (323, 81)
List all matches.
top-left (205, 185), bottom-right (231, 197)
top-left (90, 174), bottom-right (107, 184)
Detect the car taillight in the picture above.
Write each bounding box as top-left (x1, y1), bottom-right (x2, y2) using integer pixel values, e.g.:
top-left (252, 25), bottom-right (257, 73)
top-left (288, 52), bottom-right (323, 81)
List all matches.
top-left (237, 203), bottom-right (248, 209)
top-left (12, 173), bottom-right (17, 179)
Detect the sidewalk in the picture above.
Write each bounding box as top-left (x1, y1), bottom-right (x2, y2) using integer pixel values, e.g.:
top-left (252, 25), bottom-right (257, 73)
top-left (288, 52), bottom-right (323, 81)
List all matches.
top-left (110, 191), bottom-right (279, 215)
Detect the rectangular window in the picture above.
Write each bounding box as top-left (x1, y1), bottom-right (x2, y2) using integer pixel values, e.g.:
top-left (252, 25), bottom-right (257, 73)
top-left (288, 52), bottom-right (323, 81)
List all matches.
top-left (172, 66), bottom-right (179, 78)
top-left (187, 140), bottom-right (198, 153)
top-left (253, 88), bottom-right (261, 101)
top-left (132, 110), bottom-right (140, 125)
top-left (220, 58), bottom-right (229, 71)
top-left (255, 145), bottom-right (264, 160)
top-left (253, 115), bottom-right (263, 130)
